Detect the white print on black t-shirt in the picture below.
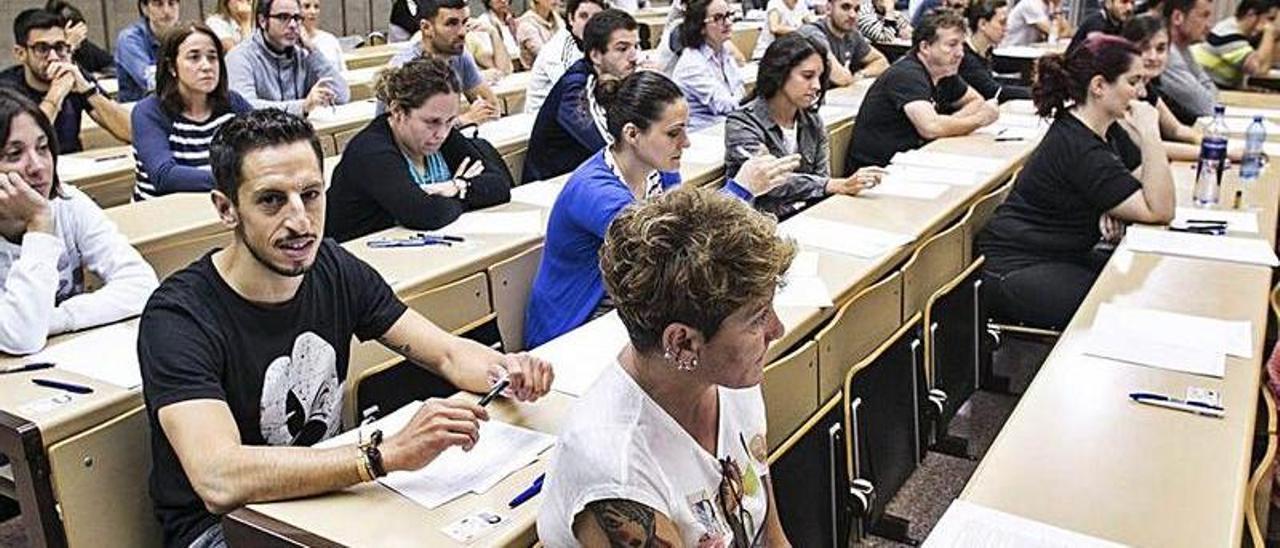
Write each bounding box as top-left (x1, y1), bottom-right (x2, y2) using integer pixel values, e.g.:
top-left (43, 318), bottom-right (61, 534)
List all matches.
top-left (258, 332), bottom-right (344, 446)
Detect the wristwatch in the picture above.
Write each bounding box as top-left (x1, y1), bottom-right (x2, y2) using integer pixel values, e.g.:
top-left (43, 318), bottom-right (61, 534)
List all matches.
top-left (360, 429), bottom-right (387, 478)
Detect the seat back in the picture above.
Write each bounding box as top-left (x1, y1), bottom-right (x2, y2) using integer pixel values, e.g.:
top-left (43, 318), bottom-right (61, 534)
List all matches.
top-left (1247, 386), bottom-right (1278, 547)
top-left (842, 314), bottom-right (927, 541)
top-left (962, 179), bottom-right (1014, 262)
top-left (922, 257), bottom-right (986, 437)
top-left (902, 221), bottom-right (967, 323)
top-left (486, 244), bottom-right (544, 352)
top-left (769, 396), bottom-right (850, 548)
top-left (814, 272), bottom-right (903, 402)
top-left (762, 341), bottom-right (820, 452)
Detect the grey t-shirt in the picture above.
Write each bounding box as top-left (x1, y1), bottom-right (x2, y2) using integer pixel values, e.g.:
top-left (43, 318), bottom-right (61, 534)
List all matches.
top-left (798, 20), bottom-right (872, 73)
top-left (388, 40), bottom-right (484, 91)
top-left (1161, 42), bottom-right (1218, 119)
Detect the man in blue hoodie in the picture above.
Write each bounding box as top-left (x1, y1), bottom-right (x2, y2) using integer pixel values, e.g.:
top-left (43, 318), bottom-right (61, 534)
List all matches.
top-left (522, 9), bottom-right (639, 184)
top-left (226, 0), bottom-right (350, 117)
top-left (114, 0), bottom-right (179, 102)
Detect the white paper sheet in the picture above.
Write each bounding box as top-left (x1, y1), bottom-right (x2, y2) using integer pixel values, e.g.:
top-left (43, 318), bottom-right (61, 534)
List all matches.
top-left (779, 216), bottom-right (915, 258)
top-left (477, 112), bottom-right (537, 146)
top-left (510, 180), bottom-right (566, 208)
top-left (817, 105), bottom-right (859, 125)
top-left (774, 251), bottom-right (832, 308)
top-left (1226, 106), bottom-right (1280, 120)
top-left (304, 99), bottom-right (377, 125)
top-left (318, 401), bottom-right (555, 509)
top-left (1171, 206), bottom-right (1260, 234)
top-left (1084, 330), bottom-right (1226, 378)
top-left (1092, 302), bottom-right (1253, 359)
top-left (992, 45), bottom-right (1053, 59)
top-left (924, 500), bottom-right (1126, 548)
top-left (687, 131), bottom-right (725, 159)
top-left (59, 154), bottom-right (132, 180)
top-left (861, 180), bottom-right (950, 200)
top-left (1122, 226), bottom-right (1279, 267)
top-left (533, 311), bottom-right (630, 397)
top-left (441, 210), bottom-right (544, 235)
top-left (26, 322), bottom-right (141, 388)
top-left (889, 151), bottom-right (1006, 174)
top-left (1201, 115), bottom-right (1280, 135)
top-left (884, 164), bottom-right (987, 186)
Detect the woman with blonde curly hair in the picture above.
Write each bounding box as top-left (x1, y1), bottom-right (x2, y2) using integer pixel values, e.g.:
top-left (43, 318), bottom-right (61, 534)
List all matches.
top-left (538, 186), bottom-right (796, 547)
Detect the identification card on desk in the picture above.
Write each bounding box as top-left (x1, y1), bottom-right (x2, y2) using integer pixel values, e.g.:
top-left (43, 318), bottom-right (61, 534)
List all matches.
top-left (442, 510), bottom-right (504, 543)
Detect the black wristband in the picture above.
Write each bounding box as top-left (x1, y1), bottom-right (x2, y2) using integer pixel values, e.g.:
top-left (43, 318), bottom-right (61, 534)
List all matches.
top-left (364, 429), bottom-right (387, 478)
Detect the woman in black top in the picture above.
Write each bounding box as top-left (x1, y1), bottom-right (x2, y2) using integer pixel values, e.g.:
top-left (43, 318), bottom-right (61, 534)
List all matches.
top-left (976, 33), bottom-right (1174, 329)
top-left (325, 57), bottom-right (512, 242)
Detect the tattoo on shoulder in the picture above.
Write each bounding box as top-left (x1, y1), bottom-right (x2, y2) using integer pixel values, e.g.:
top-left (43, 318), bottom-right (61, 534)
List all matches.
top-left (586, 498), bottom-right (674, 548)
top-left (381, 338), bottom-right (412, 356)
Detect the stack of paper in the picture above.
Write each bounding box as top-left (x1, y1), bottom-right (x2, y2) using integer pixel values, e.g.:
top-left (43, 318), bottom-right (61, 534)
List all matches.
top-left (318, 402), bottom-right (555, 509)
top-left (817, 105), bottom-right (859, 125)
top-left (1123, 226), bottom-right (1279, 267)
top-left (884, 164), bottom-right (987, 186)
top-left (534, 311), bottom-right (630, 397)
top-left (477, 112), bottom-right (537, 145)
top-left (1171, 206), bottom-right (1260, 234)
top-left (304, 99), bottom-right (377, 124)
top-left (774, 251), bottom-right (832, 308)
top-left (60, 154), bottom-right (131, 180)
top-left (861, 180), bottom-right (950, 200)
top-left (889, 151), bottom-right (1006, 174)
top-left (1226, 106), bottom-right (1280, 120)
top-left (27, 322), bottom-right (142, 388)
top-left (510, 180), bottom-right (566, 208)
top-left (1081, 303), bottom-right (1253, 378)
top-left (925, 500), bottom-right (1125, 547)
top-left (992, 45), bottom-right (1053, 59)
top-left (442, 210), bottom-right (545, 235)
top-left (1200, 115), bottom-right (1280, 135)
top-left (779, 216), bottom-right (915, 259)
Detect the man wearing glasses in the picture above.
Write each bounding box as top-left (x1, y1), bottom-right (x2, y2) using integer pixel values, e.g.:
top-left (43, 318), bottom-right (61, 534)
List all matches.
top-left (798, 0), bottom-right (890, 87)
top-left (226, 0), bottom-right (350, 117)
top-left (2, 9), bottom-right (130, 153)
top-left (115, 0), bottom-right (179, 102)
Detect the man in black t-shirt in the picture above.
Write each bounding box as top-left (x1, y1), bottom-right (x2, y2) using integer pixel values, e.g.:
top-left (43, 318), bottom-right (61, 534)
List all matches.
top-left (846, 10), bottom-right (998, 172)
top-left (796, 0), bottom-right (890, 87)
top-left (2, 9), bottom-right (130, 153)
top-left (138, 109), bottom-right (555, 548)
top-left (1068, 0), bottom-right (1135, 51)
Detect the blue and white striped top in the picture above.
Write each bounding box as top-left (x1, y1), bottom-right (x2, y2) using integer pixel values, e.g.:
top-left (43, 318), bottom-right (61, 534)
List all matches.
top-left (130, 91), bottom-right (253, 201)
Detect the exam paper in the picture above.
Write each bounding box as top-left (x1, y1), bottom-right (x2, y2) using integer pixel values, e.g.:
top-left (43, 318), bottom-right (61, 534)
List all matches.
top-left (534, 311), bottom-right (630, 397)
top-left (1092, 303), bottom-right (1253, 359)
top-left (861, 180), bottom-right (950, 200)
top-left (889, 151), bottom-right (1006, 174)
top-left (303, 99), bottom-right (376, 124)
top-left (27, 322), bottom-right (142, 388)
top-left (477, 112), bottom-right (537, 145)
top-left (1123, 226), bottom-right (1279, 267)
top-left (779, 216), bottom-right (915, 258)
top-left (443, 210), bottom-right (544, 235)
top-left (884, 164), bottom-right (986, 186)
top-left (924, 500), bottom-right (1126, 548)
top-left (59, 154), bottom-right (131, 180)
top-left (774, 251), bottom-right (832, 308)
top-left (1202, 115), bottom-right (1280, 135)
top-left (1226, 106), bottom-right (1280, 120)
top-left (1083, 330), bottom-right (1226, 378)
top-left (510, 180), bottom-right (566, 208)
top-left (992, 46), bottom-right (1052, 59)
top-left (1171, 206), bottom-right (1260, 234)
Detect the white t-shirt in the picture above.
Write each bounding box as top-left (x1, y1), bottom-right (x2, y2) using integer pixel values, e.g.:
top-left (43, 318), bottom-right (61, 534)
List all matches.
top-left (309, 29), bottom-right (347, 72)
top-left (524, 28), bottom-right (583, 114)
top-left (205, 14), bottom-right (247, 45)
top-left (780, 124), bottom-right (798, 154)
top-left (1001, 0), bottom-right (1050, 46)
top-left (538, 362), bottom-right (772, 547)
top-left (753, 0), bottom-right (810, 59)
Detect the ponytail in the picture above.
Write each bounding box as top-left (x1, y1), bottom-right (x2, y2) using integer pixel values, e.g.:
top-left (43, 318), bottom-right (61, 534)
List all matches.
top-left (601, 71), bottom-right (685, 142)
top-left (1031, 33), bottom-right (1140, 118)
top-left (1032, 53), bottom-right (1072, 118)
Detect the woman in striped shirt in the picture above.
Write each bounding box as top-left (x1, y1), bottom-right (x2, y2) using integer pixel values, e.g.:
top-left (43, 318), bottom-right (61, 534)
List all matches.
top-left (131, 22), bottom-right (251, 201)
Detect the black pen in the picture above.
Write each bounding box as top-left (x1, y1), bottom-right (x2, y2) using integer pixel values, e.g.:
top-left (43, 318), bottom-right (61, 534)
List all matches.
top-left (2, 362), bottom-right (54, 374)
top-left (32, 378), bottom-right (94, 394)
top-left (94, 153), bottom-right (129, 162)
top-left (478, 376), bottom-right (510, 406)
top-left (1169, 226), bottom-right (1225, 235)
top-left (1183, 219), bottom-right (1228, 226)
top-left (416, 233), bottom-right (465, 243)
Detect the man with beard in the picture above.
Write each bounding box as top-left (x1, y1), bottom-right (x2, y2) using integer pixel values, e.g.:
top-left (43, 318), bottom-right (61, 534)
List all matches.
top-left (388, 0), bottom-right (502, 125)
top-left (846, 10), bottom-right (997, 171)
top-left (2, 9), bottom-right (130, 153)
top-left (1069, 0), bottom-right (1136, 51)
top-left (138, 109), bottom-right (555, 548)
top-left (226, 0), bottom-right (349, 117)
top-left (797, 0), bottom-right (890, 87)
top-left (523, 10), bottom-right (640, 183)
top-left (115, 0), bottom-right (180, 101)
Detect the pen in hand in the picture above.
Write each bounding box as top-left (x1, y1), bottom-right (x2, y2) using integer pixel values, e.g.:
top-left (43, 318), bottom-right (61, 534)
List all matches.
top-left (478, 375), bottom-right (510, 406)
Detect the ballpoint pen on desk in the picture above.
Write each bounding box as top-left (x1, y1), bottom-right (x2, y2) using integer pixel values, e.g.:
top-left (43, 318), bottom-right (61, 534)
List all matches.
top-left (1168, 226), bottom-right (1226, 235)
top-left (1129, 391), bottom-right (1224, 418)
top-left (366, 234), bottom-right (455, 248)
top-left (508, 473), bottom-right (545, 508)
top-left (32, 378), bottom-right (94, 394)
top-left (94, 153), bottom-right (129, 163)
top-left (1, 362), bottom-right (54, 374)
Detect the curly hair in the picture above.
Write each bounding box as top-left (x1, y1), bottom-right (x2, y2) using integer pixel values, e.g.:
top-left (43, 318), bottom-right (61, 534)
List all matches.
top-left (600, 187), bottom-right (797, 353)
top-left (375, 56), bottom-right (462, 114)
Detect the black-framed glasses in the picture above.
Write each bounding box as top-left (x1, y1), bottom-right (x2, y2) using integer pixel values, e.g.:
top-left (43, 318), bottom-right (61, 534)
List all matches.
top-left (717, 456), bottom-right (762, 548)
top-left (26, 42), bottom-right (71, 57)
top-left (267, 13), bottom-right (304, 24)
top-left (705, 12), bottom-right (732, 24)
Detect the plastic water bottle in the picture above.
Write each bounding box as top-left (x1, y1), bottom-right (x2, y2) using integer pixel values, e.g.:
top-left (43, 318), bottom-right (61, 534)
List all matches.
top-left (1194, 105), bottom-right (1229, 206)
top-left (1240, 115), bottom-right (1267, 183)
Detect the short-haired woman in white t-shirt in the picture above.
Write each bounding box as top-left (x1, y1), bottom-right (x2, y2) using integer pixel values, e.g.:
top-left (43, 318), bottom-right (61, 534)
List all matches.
top-left (537, 187), bottom-right (796, 547)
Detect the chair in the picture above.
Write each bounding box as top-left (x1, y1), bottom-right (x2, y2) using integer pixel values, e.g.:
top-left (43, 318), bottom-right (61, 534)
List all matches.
top-left (1247, 386), bottom-right (1278, 547)
top-left (761, 341), bottom-right (820, 452)
top-left (769, 395), bottom-right (851, 548)
top-left (960, 179), bottom-right (1013, 264)
top-left (842, 314), bottom-right (927, 545)
top-left (486, 244), bottom-right (543, 352)
top-left (813, 271), bottom-right (904, 402)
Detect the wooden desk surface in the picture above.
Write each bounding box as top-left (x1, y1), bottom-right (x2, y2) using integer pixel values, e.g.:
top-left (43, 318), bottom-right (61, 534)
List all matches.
top-left (344, 43), bottom-right (412, 70)
top-left (959, 161), bottom-right (1279, 546)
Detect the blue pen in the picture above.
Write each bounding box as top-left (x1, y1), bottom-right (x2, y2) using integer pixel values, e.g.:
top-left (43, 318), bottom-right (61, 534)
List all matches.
top-left (32, 378), bottom-right (94, 394)
top-left (508, 473), bottom-right (545, 508)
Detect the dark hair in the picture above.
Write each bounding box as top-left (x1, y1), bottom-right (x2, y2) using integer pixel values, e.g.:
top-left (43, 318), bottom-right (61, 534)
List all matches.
top-left (754, 33), bottom-right (829, 101)
top-left (681, 0), bottom-right (716, 50)
top-left (1120, 12), bottom-right (1166, 44)
top-left (0, 89), bottom-right (63, 198)
top-left (156, 23), bottom-right (233, 118)
top-left (1033, 33), bottom-right (1141, 117)
top-left (1236, 0), bottom-right (1278, 18)
top-left (913, 8), bottom-right (967, 48)
top-left (257, 0), bottom-right (304, 29)
top-left (600, 71), bottom-right (685, 142)
top-left (965, 0), bottom-right (1007, 32)
top-left (1161, 0), bottom-right (1198, 19)
top-left (581, 9), bottom-right (637, 56)
top-left (138, 0), bottom-right (177, 19)
top-left (44, 0), bottom-right (84, 24)
top-left (375, 56), bottom-right (461, 113)
top-left (422, 0), bottom-right (468, 22)
top-left (566, 0), bottom-right (610, 22)
top-left (210, 109), bottom-right (323, 203)
top-left (13, 9), bottom-right (64, 46)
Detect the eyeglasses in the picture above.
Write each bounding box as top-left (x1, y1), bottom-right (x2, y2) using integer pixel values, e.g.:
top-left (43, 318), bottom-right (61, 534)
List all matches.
top-left (705, 12), bottom-right (732, 24)
top-left (267, 13), bottom-right (304, 24)
top-left (26, 42), bottom-right (71, 57)
top-left (716, 457), bottom-right (763, 548)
